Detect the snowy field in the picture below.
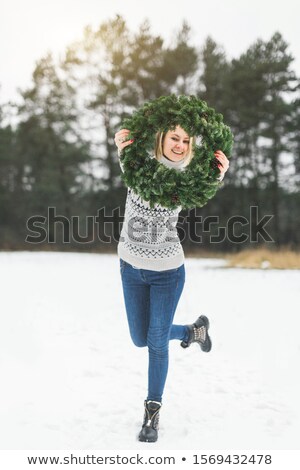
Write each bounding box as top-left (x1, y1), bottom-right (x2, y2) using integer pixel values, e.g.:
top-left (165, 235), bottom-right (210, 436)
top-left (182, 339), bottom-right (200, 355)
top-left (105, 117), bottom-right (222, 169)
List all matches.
top-left (0, 251), bottom-right (299, 450)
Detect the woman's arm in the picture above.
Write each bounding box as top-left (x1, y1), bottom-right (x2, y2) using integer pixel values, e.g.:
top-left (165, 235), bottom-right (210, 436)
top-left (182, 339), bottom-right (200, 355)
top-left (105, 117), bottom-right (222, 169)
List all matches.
top-left (114, 129), bottom-right (134, 173)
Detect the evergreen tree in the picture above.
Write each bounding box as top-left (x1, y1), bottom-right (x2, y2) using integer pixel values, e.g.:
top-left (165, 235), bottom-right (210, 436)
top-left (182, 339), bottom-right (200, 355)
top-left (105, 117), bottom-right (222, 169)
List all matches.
top-left (17, 53), bottom-right (90, 218)
top-left (0, 106), bottom-right (19, 242)
top-left (198, 36), bottom-right (229, 116)
top-left (63, 16), bottom-right (132, 191)
top-left (253, 33), bottom-right (297, 243)
top-left (123, 19), bottom-right (166, 102)
top-left (224, 32), bottom-right (297, 244)
top-left (285, 82), bottom-right (300, 189)
top-left (160, 21), bottom-right (198, 95)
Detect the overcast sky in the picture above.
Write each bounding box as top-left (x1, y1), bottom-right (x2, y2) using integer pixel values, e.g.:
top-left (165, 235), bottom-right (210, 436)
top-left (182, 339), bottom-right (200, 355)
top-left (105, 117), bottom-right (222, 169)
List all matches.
top-left (1, 0), bottom-right (299, 103)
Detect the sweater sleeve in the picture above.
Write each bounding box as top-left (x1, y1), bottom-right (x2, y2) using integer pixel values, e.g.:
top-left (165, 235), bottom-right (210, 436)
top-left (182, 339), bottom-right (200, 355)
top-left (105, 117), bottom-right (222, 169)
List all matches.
top-left (118, 148), bottom-right (125, 173)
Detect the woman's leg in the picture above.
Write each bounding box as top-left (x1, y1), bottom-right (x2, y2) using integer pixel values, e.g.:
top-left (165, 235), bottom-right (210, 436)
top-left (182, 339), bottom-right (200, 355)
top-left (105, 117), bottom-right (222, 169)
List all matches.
top-left (145, 264), bottom-right (185, 402)
top-left (119, 259), bottom-right (150, 347)
top-left (120, 259), bottom-right (188, 401)
top-left (169, 323), bottom-right (189, 342)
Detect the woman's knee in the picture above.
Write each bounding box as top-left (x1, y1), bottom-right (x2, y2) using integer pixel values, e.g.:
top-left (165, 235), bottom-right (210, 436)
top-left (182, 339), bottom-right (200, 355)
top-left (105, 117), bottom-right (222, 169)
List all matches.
top-left (147, 336), bottom-right (169, 355)
top-left (147, 326), bottom-right (170, 352)
top-left (131, 335), bottom-right (147, 348)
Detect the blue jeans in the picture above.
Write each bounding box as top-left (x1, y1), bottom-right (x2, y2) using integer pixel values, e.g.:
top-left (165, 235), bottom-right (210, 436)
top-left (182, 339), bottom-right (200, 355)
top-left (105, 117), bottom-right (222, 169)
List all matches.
top-left (119, 259), bottom-right (188, 402)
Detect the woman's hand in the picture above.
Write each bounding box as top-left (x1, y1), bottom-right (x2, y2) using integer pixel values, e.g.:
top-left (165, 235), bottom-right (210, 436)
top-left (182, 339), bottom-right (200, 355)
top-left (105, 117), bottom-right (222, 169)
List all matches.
top-left (214, 150), bottom-right (229, 178)
top-left (114, 129), bottom-right (134, 153)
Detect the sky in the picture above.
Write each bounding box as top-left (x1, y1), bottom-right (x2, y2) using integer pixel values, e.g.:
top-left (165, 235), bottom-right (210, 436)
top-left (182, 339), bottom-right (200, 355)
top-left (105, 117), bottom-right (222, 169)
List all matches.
top-left (0, 0), bottom-right (299, 104)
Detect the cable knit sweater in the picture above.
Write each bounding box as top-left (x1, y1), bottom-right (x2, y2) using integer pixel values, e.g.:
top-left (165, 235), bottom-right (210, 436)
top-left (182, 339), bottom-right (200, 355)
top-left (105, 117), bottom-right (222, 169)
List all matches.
top-left (117, 153), bottom-right (223, 271)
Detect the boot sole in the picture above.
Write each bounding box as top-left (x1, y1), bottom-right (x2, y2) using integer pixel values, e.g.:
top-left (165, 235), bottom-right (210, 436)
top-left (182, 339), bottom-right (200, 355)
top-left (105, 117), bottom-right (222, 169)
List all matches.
top-left (138, 431), bottom-right (158, 442)
top-left (138, 436), bottom-right (157, 442)
top-left (199, 315), bottom-right (212, 352)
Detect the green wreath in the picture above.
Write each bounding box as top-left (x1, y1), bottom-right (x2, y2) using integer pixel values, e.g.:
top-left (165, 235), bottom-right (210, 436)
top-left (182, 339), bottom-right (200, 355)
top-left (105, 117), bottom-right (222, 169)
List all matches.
top-left (120, 94), bottom-right (234, 209)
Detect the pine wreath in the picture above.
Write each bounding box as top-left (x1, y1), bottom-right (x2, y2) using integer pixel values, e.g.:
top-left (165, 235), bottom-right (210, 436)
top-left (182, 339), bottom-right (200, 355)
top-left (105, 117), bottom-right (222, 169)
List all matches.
top-left (120, 94), bottom-right (234, 209)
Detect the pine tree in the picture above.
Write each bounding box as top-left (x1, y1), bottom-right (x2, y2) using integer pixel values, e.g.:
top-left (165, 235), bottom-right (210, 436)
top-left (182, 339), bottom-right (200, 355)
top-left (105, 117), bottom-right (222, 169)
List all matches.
top-left (198, 36), bottom-right (229, 116)
top-left (255, 32), bottom-right (297, 243)
top-left (17, 53), bottom-right (91, 217)
top-left (160, 21), bottom-right (198, 95)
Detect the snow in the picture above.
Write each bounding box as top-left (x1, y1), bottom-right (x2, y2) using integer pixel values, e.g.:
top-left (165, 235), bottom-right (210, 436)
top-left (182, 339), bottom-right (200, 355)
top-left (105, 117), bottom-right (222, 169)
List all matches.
top-left (0, 251), bottom-right (299, 450)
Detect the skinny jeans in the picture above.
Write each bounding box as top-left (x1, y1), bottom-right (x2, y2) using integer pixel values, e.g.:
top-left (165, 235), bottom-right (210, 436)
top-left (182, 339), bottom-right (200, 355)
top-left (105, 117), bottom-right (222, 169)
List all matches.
top-left (119, 258), bottom-right (187, 402)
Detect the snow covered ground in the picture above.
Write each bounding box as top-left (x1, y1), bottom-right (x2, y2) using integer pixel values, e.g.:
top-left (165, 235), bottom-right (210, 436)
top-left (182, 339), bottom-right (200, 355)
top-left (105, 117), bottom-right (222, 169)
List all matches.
top-left (0, 251), bottom-right (299, 450)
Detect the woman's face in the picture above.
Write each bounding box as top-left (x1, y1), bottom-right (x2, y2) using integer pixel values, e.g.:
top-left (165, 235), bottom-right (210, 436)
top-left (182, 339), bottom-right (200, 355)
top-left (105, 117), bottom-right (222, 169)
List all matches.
top-left (162, 126), bottom-right (190, 162)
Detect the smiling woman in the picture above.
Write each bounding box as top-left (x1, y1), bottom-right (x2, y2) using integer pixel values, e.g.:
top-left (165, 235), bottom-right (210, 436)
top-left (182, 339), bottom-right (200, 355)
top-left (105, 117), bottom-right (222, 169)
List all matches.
top-left (155, 126), bottom-right (194, 167)
top-left (114, 94), bottom-right (232, 443)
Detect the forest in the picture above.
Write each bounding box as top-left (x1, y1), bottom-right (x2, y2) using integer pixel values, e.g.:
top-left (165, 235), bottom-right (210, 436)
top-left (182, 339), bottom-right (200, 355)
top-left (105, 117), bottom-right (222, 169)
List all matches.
top-left (0, 15), bottom-right (299, 252)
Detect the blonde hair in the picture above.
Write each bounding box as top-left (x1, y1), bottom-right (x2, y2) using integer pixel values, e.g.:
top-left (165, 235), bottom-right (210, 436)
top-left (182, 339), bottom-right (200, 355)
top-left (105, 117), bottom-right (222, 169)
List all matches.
top-left (154, 130), bottom-right (195, 167)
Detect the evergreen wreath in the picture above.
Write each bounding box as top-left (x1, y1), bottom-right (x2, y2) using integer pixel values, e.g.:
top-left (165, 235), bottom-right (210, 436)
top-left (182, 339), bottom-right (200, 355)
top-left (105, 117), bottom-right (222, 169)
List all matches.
top-left (120, 94), bottom-right (234, 209)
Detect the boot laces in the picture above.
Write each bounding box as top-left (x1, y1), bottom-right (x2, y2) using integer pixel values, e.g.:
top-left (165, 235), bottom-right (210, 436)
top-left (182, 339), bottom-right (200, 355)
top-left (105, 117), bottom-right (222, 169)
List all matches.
top-left (193, 325), bottom-right (206, 343)
top-left (144, 401), bottom-right (161, 428)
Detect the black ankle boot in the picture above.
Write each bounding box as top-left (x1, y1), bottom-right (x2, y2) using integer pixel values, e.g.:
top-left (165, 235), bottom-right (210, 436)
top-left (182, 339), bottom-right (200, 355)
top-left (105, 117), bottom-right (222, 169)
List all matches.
top-left (180, 315), bottom-right (212, 352)
top-left (138, 400), bottom-right (162, 443)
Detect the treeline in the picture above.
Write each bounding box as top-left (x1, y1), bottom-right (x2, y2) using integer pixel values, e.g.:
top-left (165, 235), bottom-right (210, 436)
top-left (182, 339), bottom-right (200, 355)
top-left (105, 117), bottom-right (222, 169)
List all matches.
top-left (0, 15), bottom-right (299, 252)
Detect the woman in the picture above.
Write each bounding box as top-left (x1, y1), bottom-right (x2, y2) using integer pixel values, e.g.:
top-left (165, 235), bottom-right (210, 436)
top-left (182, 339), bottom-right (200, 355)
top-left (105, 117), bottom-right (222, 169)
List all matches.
top-left (114, 125), bottom-right (229, 443)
